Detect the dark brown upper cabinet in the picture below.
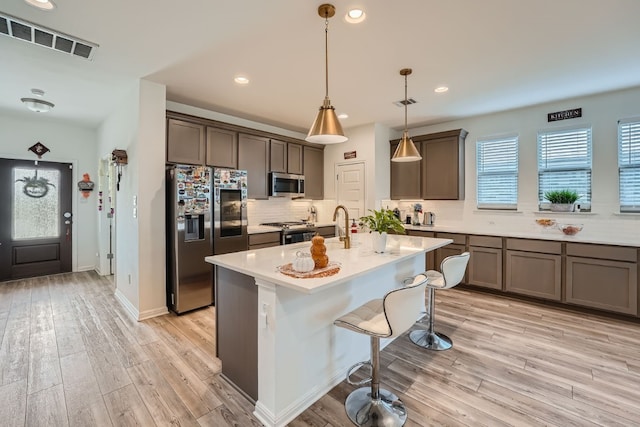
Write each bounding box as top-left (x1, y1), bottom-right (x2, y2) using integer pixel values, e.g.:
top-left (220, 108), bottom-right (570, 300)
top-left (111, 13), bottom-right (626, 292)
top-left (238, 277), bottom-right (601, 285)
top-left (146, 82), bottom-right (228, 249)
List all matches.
top-left (420, 129), bottom-right (467, 200)
top-left (167, 119), bottom-right (205, 165)
top-left (303, 146), bottom-right (324, 199)
top-left (269, 139), bottom-right (287, 173)
top-left (390, 129), bottom-right (467, 200)
top-left (287, 143), bottom-right (303, 175)
top-left (239, 134), bottom-right (269, 199)
top-left (390, 141), bottom-right (421, 200)
top-left (206, 127), bottom-right (237, 169)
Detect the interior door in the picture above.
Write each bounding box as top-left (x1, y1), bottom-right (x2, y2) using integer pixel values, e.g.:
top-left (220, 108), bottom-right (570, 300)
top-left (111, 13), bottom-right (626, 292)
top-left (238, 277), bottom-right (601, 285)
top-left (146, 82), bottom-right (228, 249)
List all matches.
top-left (336, 162), bottom-right (366, 222)
top-left (0, 158), bottom-right (73, 281)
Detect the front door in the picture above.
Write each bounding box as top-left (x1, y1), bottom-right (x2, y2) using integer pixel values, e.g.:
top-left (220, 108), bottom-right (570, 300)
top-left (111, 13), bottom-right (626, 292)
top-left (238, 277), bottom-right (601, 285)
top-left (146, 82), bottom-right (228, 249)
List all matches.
top-left (0, 158), bottom-right (73, 281)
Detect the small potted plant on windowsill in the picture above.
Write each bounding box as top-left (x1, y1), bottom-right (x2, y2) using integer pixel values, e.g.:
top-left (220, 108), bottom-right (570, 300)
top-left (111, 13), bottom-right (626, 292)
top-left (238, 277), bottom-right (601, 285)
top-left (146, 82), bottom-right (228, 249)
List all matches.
top-left (544, 189), bottom-right (580, 212)
top-left (359, 208), bottom-right (406, 253)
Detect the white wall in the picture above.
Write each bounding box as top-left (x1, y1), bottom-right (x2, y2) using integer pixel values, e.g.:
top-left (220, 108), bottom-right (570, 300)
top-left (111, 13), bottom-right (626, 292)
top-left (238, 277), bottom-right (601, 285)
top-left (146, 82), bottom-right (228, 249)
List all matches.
top-left (98, 84), bottom-right (141, 310)
top-left (137, 80), bottom-right (167, 316)
top-left (97, 79), bottom-right (167, 320)
top-left (323, 122), bottom-right (392, 212)
top-left (0, 110), bottom-right (98, 272)
top-left (383, 86), bottom-right (640, 236)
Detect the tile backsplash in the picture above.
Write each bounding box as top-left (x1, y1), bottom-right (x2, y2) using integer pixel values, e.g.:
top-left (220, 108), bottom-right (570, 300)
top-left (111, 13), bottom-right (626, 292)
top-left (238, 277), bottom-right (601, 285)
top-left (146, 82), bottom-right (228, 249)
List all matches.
top-left (247, 198), bottom-right (339, 225)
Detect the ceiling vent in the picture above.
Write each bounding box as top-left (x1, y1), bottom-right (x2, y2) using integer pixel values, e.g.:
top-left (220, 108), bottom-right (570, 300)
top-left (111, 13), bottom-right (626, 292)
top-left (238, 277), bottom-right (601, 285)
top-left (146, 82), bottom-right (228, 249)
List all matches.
top-left (0, 12), bottom-right (98, 60)
top-left (394, 98), bottom-right (417, 107)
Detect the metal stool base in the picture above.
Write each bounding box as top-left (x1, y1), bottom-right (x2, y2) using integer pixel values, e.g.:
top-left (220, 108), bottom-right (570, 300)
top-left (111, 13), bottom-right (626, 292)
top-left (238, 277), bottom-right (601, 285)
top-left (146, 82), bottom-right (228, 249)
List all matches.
top-left (409, 329), bottom-right (452, 351)
top-left (345, 387), bottom-right (407, 426)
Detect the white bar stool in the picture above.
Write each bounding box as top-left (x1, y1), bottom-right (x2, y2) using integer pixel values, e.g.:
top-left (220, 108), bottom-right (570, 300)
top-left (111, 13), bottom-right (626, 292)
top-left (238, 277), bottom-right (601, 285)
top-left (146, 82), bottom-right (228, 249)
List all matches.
top-left (410, 252), bottom-right (470, 351)
top-left (334, 273), bottom-right (428, 426)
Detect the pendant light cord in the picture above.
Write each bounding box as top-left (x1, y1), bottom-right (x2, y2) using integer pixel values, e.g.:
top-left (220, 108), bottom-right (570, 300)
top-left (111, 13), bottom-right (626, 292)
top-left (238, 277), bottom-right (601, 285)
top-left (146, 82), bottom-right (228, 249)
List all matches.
top-left (404, 73), bottom-right (408, 131)
top-left (324, 13), bottom-right (329, 98)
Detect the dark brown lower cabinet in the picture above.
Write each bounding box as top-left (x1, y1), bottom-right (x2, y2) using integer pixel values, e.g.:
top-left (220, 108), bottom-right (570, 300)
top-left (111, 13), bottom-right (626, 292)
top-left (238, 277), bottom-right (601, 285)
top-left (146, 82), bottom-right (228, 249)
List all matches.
top-left (505, 239), bottom-right (562, 301)
top-left (434, 233), bottom-right (467, 283)
top-left (565, 243), bottom-right (638, 315)
top-left (468, 235), bottom-right (503, 290)
top-left (248, 232), bottom-right (281, 250)
top-left (215, 267), bottom-right (258, 401)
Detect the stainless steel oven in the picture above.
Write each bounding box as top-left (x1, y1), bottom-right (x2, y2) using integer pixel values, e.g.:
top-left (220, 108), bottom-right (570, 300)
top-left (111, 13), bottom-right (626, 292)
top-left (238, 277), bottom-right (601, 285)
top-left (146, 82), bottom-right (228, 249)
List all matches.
top-left (260, 221), bottom-right (317, 245)
top-left (283, 229), bottom-right (317, 245)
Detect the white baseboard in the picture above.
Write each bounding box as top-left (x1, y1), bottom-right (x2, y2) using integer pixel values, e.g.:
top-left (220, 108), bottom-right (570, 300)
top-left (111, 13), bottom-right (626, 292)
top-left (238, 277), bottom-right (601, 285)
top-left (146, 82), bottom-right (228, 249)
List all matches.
top-left (114, 288), bottom-right (139, 321)
top-left (77, 265), bottom-right (97, 272)
top-left (114, 289), bottom-right (168, 321)
top-left (253, 339), bottom-right (395, 426)
top-left (138, 306), bottom-right (169, 320)
top-left (254, 369), bottom-right (347, 427)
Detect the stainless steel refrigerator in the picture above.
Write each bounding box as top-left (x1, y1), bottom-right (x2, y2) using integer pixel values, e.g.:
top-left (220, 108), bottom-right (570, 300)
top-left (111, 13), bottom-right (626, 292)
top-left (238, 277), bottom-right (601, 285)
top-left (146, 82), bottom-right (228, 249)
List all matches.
top-left (212, 168), bottom-right (248, 254)
top-left (166, 165), bottom-right (213, 314)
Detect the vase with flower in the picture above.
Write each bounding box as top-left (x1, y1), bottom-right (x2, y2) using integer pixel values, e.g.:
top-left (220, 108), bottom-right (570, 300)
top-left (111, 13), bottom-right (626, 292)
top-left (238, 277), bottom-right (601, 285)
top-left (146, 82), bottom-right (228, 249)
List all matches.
top-left (412, 203), bottom-right (423, 225)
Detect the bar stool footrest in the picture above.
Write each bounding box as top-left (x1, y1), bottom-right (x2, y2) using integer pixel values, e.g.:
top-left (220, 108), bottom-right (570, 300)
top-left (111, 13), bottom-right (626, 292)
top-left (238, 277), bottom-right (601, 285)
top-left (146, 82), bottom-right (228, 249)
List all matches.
top-left (346, 360), bottom-right (372, 386)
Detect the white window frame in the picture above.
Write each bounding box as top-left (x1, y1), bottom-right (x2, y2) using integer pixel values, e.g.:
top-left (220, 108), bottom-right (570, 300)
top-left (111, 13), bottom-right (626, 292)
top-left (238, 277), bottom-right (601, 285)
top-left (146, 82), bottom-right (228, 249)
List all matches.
top-left (537, 126), bottom-right (592, 211)
top-left (476, 134), bottom-right (519, 210)
top-left (618, 117), bottom-right (640, 212)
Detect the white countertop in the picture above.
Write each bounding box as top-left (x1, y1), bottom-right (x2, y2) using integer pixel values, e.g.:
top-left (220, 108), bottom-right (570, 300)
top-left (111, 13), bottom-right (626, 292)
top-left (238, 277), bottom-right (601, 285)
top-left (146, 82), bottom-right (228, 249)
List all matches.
top-left (206, 235), bottom-right (452, 294)
top-left (403, 223), bottom-right (640, 247)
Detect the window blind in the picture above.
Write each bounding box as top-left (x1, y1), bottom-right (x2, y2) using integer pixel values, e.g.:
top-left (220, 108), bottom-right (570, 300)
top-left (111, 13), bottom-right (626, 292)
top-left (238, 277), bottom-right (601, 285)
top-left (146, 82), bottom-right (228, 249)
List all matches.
top-left (476, 135), bottom-right (518, 209)
top-left (619, 119), bottom-right (640, 212)
top-left (538, 127), bottom-right (592, 209)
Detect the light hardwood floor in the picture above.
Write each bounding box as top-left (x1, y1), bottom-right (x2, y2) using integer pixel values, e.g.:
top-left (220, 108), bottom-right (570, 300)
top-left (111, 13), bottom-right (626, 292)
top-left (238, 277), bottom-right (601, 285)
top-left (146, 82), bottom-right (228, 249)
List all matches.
top-left (1, 271), bottom-right (640, 426)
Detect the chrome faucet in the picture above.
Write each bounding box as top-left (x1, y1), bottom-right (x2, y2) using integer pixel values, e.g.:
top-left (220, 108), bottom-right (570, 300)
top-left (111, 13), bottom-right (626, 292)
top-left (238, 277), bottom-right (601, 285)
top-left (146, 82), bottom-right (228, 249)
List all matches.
top-left (333, 205), bottom-right (351, 249)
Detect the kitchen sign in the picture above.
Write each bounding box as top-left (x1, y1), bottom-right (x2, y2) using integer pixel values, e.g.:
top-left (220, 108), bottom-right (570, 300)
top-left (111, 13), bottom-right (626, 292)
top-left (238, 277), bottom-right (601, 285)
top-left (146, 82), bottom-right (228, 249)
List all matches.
top-left (548, 108), bottom-right (582, 122)
top-left (343, 150), bottom-right (357, 159)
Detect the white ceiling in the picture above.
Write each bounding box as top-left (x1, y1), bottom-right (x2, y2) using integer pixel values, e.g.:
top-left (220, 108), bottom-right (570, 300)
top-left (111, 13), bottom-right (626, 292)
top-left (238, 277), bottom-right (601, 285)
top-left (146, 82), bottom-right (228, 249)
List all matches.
top-left (2, 0), bottom-right (640, 133)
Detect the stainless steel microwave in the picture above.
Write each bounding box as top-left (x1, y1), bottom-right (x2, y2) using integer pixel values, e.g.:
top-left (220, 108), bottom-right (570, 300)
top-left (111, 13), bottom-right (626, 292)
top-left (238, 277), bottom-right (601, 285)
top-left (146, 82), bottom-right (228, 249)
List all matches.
top-left (269, 172), bottom-right (305, 197)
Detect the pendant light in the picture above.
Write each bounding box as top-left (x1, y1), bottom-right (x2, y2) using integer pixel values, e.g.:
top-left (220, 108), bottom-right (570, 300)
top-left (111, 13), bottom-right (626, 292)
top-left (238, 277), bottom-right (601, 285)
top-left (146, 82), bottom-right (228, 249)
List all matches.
top-left (391, 68), bottom-right (422, 162)
top-left (306, 4), bottom-right (348, 144)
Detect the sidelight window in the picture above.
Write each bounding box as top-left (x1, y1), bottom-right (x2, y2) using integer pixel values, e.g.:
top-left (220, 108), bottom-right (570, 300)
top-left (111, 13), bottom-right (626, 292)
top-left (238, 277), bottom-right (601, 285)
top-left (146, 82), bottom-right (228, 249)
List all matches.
top-left (537, 126), bottom-right (592, 210)
top-left (618, 118), bottom-right (640, 212)
top-left (476, 135), bottom-right (519, 209)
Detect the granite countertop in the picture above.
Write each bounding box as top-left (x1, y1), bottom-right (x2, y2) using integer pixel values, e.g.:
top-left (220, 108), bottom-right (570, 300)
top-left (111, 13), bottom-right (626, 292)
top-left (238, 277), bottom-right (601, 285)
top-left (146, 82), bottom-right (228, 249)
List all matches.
top-left (206, 235), bottom-right (451, 294)
top-left (402, 224), bottom-right (640, 247)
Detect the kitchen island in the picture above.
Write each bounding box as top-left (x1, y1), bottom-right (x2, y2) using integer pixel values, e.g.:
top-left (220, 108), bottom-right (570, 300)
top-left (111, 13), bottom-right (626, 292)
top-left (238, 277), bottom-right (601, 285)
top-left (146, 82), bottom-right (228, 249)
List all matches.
top-left (205, 234), bottom-right (451, 427)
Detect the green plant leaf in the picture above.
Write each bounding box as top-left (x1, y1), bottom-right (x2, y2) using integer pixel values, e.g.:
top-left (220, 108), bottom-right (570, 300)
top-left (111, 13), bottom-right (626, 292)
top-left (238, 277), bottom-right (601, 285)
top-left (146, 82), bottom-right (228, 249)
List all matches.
top-left (359, 208), bottom-right (406, 234)
top-left (543, 189), bottom-right (580, 204)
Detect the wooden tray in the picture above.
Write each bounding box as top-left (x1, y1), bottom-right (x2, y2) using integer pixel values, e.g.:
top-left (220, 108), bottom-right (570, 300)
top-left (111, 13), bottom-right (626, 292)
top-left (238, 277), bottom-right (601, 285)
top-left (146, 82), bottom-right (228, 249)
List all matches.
top-left (277, 262), bottom-right (341, 279)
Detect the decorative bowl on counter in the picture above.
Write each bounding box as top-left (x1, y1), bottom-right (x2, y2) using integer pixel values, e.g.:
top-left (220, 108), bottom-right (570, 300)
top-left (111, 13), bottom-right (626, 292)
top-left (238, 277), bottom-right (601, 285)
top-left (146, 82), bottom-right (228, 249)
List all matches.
top-left (535, 218), bottom-right (556, 228)
top-left (558, 223), bottom-right (583, 235)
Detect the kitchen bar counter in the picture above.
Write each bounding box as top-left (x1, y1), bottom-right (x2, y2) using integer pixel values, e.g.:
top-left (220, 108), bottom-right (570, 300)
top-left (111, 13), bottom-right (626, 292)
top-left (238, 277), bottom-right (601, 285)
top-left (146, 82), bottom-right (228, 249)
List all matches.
top-left (205, 234), bottom-right (451, 426)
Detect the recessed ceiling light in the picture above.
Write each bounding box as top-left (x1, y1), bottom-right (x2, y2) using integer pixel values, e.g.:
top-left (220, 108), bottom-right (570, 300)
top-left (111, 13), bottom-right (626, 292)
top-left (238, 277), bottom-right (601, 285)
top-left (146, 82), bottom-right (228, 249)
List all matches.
top-left (345, 8), bottom-right (366, 23)
top-left (234, 76), bottom-right (249, 85)
top-left (24, 0), bottom-right (56, 11)
top-left (434, 86), bottom-right (449, 93)
top-left (337, 113), bottom-right (349, 119)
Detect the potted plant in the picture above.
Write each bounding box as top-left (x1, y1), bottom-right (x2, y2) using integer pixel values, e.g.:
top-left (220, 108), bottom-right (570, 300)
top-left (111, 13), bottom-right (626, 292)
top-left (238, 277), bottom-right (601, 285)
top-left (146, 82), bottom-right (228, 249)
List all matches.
top-left (544, 189), bottom-right (580, 212)
top-left (359, 208), bottom-right (406, 253)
